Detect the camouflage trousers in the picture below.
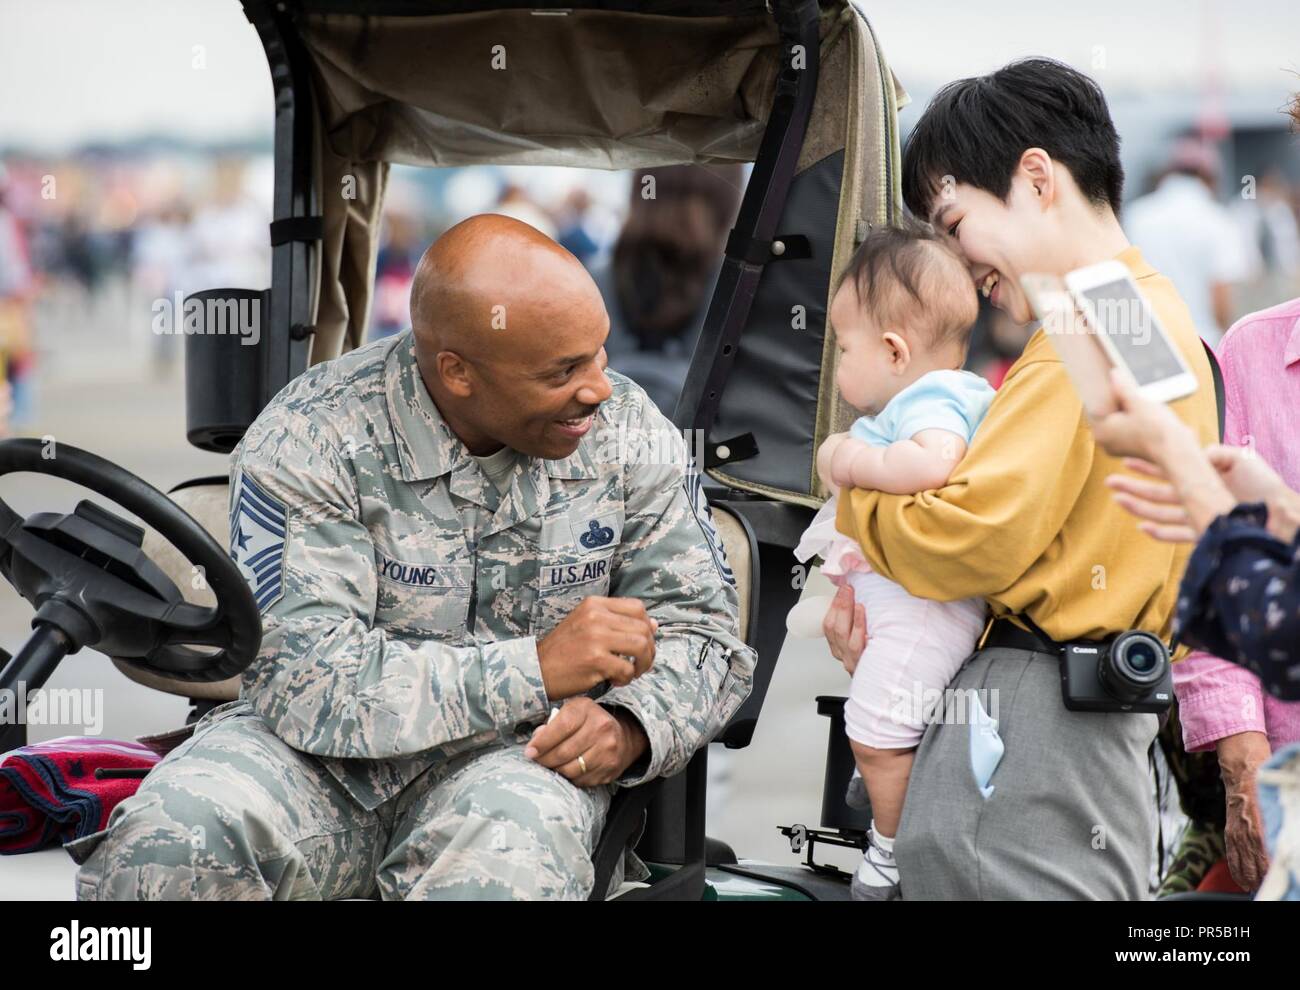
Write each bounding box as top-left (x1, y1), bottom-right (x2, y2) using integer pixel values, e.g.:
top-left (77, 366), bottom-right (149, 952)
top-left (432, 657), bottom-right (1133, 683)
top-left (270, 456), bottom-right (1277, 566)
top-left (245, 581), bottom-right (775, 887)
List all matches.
top-left (1154, 698), bottom-right (1228, 897)
top-left (65, 700), bottom-right (614, 900)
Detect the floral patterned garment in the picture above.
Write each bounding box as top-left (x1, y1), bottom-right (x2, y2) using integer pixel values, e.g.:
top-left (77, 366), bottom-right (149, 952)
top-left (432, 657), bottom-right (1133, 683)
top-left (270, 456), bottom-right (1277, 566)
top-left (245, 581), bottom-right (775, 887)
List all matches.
top-left (1174, 502), bottom-right (1300, 701)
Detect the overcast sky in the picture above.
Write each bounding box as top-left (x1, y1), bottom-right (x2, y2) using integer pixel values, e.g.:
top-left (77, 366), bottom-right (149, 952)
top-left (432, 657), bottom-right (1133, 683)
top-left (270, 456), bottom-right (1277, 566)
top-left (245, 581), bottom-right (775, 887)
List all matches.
top-left (1, 0), bottom-right (1298, 151)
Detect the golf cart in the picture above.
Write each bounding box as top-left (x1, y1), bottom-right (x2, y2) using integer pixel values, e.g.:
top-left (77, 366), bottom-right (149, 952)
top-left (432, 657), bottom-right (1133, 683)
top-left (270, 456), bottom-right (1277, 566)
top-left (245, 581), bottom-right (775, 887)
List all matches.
top-left (0, 0), bottom-right (908, 900)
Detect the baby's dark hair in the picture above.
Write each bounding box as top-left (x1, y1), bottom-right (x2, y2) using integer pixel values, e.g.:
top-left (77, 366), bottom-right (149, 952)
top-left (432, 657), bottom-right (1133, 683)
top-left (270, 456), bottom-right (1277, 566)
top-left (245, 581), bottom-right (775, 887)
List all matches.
top-left (836, 219), bottom-right (978, 354)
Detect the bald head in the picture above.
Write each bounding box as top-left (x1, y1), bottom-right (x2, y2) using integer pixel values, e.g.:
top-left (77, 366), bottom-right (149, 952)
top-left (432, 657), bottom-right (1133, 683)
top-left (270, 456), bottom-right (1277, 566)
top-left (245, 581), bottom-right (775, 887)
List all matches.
top-left (410, 213), bottom-right (604, 360)
top-left (406, 213), bottom-right (614, 460)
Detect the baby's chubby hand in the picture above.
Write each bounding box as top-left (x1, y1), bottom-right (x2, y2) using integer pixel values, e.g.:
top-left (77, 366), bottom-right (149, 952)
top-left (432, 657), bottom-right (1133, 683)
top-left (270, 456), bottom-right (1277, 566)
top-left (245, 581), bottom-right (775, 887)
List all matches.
top-left (816, 432), bottom-right (850, 492)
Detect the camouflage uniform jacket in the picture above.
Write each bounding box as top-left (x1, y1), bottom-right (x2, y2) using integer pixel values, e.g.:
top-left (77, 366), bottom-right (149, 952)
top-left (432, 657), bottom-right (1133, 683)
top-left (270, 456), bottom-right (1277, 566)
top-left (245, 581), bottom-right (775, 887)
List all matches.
top-left (228, 329), bottom-right (755, 812)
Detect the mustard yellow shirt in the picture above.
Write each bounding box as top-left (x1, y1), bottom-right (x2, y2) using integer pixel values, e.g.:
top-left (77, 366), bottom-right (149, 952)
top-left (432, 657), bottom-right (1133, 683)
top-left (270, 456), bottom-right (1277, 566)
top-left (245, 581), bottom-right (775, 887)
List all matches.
top-left (835, 246), bottom-right (1220, 654)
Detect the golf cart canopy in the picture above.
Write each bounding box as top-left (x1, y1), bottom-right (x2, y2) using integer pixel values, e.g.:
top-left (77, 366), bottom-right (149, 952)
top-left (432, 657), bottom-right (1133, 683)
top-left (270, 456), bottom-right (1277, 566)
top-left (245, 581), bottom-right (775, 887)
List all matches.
top-left (306, 1), bottom-right (788, 169)
top-left (192, 0), bottom-right (907, 508)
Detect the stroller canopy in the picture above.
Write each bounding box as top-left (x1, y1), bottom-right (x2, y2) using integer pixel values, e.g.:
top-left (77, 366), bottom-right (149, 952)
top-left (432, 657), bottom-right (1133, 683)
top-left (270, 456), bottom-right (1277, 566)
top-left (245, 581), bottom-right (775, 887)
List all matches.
top-left (229, 0), bottom-right (907, 505)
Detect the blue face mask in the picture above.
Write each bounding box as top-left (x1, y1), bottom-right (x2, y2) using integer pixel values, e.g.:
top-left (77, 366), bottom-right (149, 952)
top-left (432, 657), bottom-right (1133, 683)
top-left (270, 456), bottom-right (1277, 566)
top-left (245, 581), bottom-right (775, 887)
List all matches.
top-left (969, 692), bottom-right (1004, 800)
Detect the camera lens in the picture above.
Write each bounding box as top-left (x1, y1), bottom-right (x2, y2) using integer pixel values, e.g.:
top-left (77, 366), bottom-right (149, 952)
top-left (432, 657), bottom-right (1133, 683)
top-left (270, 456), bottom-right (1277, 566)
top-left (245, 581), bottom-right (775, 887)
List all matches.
top-left (1125, 641), bottom-right (1158, 674)
top-left (1098, 632), bottom-right (1169, 702)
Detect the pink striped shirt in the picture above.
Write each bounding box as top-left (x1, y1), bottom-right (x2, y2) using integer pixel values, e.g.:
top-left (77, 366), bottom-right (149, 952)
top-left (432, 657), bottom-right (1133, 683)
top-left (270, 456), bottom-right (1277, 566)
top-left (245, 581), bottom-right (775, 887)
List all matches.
top-left (1175, 296), bottom-right (1300, 752)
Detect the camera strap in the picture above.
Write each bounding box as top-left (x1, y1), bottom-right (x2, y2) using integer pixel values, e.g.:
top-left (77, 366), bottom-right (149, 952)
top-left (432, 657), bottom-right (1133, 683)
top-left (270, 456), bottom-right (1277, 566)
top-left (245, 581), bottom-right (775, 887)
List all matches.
top-left (1016, 612), bottom-right (1060, 651)
top-left (981, 613), bottom-right (1061, 655)
top-left (1201, 339), bottom-right (1225, 443)
top-left (997, 611), bottom-right (1175, 661)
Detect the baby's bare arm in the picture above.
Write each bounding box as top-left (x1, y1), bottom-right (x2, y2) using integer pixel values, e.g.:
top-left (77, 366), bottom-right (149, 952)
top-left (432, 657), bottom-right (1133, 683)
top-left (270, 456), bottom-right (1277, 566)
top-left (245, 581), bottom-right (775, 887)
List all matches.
top-left (816, 432), bottom-right (851, 494)
top-left (832, 429), bottom-right (968, 495)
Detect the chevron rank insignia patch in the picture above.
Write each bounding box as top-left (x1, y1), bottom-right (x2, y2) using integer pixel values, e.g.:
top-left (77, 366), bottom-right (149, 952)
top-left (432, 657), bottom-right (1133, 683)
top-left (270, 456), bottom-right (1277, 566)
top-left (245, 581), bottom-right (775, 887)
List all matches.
top-left (230, 470), bottom-right (287, 613)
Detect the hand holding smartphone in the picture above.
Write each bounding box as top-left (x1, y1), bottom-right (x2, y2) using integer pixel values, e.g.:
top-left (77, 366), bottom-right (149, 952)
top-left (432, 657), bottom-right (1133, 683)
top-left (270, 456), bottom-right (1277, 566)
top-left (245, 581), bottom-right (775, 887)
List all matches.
top-left (1019, 272), bottom-right (1119, 418)
top-left (1020, 261), bottom-right (1197, 418)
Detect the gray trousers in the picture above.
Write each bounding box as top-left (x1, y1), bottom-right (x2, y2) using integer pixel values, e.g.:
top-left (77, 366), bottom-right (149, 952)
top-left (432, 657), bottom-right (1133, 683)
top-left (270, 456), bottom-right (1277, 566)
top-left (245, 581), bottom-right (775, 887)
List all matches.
top-left (895, 646), bottom-right (1158, 900)
top-left (65, 700), bottom-right (614, 900)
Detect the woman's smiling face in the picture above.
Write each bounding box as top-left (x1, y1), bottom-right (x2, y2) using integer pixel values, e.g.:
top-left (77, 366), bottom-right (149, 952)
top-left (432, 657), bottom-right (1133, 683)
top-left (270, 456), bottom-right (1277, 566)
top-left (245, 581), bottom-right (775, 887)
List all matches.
top-left (927, 167), bottom-right (1056, 327)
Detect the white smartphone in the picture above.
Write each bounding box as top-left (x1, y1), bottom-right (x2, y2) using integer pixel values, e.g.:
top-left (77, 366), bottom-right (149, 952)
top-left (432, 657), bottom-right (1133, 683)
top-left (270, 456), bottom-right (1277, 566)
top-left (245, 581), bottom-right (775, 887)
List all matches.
top-left (1019, 272), bottom-right (1119, 418)
top-left (1064, 260), bottom-right (1198, 404)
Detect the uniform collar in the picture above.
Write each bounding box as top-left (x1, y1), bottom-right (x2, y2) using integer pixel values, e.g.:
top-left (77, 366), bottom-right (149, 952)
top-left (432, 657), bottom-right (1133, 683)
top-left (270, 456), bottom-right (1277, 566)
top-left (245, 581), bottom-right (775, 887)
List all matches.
top-left (383, 330), bottom-right (599, 522)
top-left (384, 330), bottom-right (465, 484)
top-left (544, 440), bottom-right (600, 481)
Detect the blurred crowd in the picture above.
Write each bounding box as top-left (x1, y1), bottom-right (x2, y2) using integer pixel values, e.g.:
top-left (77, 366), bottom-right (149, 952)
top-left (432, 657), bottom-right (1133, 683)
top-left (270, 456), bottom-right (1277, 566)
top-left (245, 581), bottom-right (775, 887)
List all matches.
top-left (0, 149), bottom-right (747, 436)
top-left (369, 163), bottom-right (745, 422)
top-left (2, 137), bottom-right (1298, 438)
top-left (0, 154), bottom-right (273, 431)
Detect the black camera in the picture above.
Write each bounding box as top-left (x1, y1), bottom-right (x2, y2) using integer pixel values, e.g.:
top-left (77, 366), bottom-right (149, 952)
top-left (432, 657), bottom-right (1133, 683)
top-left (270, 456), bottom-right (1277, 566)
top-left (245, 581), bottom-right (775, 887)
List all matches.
top-left (1060, 631), bottom-right (1173, 714)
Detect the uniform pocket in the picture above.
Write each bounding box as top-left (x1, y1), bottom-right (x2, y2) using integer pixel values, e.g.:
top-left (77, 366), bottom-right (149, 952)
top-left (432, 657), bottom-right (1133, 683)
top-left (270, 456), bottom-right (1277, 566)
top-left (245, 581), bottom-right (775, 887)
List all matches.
top-left (375, 555), bottom-right (472, 640)
top-left (151, 699), bottom-right (254, 768)
top-left (530, 549), bottom-right (614, 637)
top-left (63, 823), bottom-right (113, 867)
top-left (68, 825), bottom-right (112, 901)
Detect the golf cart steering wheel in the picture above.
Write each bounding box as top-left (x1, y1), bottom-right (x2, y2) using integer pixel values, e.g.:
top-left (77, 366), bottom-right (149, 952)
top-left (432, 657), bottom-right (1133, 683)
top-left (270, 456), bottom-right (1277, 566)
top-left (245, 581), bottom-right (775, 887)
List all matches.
top-left (0, 439), bottom-right (261, 702)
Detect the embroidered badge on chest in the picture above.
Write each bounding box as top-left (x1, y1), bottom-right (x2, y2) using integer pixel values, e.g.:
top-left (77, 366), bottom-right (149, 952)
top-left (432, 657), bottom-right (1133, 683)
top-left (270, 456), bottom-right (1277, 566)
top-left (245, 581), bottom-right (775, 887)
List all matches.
top-left (570, 513), bottom-right (620, 553)
top-left (230, 471), bottom-right (287, 612)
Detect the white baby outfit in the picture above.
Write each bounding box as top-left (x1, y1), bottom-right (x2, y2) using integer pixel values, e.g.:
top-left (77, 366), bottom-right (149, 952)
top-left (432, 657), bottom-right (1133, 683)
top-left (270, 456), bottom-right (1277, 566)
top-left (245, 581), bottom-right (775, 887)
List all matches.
top-left (795, 369), bottom-right (997, 749)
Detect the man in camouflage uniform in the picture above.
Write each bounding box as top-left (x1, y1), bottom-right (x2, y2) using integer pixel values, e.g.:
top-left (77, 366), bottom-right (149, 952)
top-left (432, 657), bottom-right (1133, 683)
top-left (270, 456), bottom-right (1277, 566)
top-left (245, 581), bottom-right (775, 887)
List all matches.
top-left (68, 215), bottom-right (755, 900)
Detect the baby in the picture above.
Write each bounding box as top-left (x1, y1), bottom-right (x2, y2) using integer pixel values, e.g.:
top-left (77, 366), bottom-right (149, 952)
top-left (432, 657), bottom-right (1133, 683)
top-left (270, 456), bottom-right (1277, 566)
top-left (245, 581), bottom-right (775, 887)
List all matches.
top-left (790, 221), bottom-right (997, 901)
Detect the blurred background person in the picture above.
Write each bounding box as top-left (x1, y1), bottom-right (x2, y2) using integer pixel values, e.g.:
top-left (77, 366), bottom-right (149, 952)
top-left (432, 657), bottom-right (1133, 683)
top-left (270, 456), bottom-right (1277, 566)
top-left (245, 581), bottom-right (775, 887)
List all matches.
top-left (131, 198), bottom-right (194, 376)
top-left (555, 188), bottom-right (601, 268)
top-left (187, 158), bottom-right (269, 293)
top-left (492, 182), bottom-right (557, 239)
top-left (1124, 139), bottom-right (1254, 346)
top-left (593, 164), bottom-right (744, 418)
top-left (369, 207), bottom-right (426, 342)
top-left (0, 164), bottom-right (36, 429)
top-left (1232, 166), bottom-right (1300, 290)
top-left (965, 306), bottom-right (1034, 389)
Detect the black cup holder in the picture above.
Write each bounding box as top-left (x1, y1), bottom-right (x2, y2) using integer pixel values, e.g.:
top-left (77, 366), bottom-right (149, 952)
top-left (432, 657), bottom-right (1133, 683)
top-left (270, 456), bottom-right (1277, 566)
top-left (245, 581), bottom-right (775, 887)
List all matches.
top-left (184, 288), bottom-right (268, 454)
